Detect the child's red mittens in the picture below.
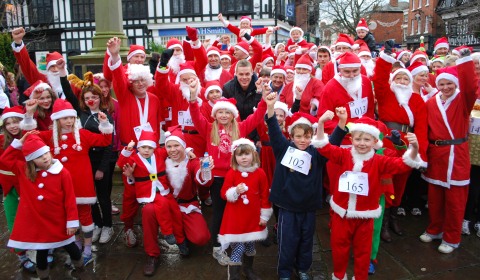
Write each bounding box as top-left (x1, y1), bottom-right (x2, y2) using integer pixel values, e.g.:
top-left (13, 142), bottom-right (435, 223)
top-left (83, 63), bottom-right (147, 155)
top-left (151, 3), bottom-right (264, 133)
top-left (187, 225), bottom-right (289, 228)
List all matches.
top-left (186, 26), bottom-right (198, 42)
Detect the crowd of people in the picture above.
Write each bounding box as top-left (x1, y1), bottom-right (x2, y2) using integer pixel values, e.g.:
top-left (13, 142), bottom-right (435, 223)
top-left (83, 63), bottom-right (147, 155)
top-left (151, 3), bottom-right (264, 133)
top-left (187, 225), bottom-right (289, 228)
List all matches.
top-left (0, 14), bottom-right (479, 280)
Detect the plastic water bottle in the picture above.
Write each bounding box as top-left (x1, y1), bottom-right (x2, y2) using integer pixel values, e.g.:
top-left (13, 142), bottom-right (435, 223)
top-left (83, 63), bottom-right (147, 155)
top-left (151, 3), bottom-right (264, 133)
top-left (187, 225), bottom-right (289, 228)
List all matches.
top-left (201, 152), bottom-right (212, 181)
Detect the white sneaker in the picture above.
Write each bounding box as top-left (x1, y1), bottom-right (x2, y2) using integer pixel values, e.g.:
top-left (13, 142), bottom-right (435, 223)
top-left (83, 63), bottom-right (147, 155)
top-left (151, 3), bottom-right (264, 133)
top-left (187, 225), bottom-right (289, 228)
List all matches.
top-left (474, 222), bottom-right (480, 238)
top-left (92, 226), bottom-right (101, 243)
top-left (397, 207), bottom-right (406, 216)
top-left (438, 243), bottom-right (454, 254)
top-left (411, 208), bottom-right (422, 216)
top-left (99, 227), bottom-right (114, 244)
top-left (462, 220), bottom-right (471, 235)
top-left (111, 204), bottom-right (120, 215)
top-left (419, 232), bottom-right (433, 243)
top-left (123, 228), bottom-right (137, 247)
top-left (212, 246), bottom-right (230, 266)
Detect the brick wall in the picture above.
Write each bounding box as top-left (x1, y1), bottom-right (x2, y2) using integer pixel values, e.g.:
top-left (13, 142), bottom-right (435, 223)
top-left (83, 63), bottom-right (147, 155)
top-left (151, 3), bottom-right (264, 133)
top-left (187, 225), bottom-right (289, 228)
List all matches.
top-left (369, 11), bottom-right (405, 44)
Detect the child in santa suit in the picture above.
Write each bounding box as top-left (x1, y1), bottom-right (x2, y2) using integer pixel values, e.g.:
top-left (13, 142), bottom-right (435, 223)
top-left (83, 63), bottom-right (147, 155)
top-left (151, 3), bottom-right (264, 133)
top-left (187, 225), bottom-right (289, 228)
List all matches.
top-left (0, 133), bottom-right (83, 279)
top-left (200, 81), bottom-right (223, 123)
top-left (420, 47), bottom-right (479, 253)
top-left (117, 130), bottom-right (187, 276)
top-left (217, 13), bottom-right (276, 41)
top-left (315, 111), bottom-right (425, 280)
top-left (218, 138), bottom-right (272, 279)
top-left (21, 98), bottom-right (114, 266)
top-left (164, 126), bottom-right (212, 247)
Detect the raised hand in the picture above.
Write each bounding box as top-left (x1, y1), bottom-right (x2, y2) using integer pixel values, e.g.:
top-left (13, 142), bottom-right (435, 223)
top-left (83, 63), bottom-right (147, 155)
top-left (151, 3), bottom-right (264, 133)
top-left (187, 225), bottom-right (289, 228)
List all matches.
top-left (19, 130), bottom-right (39, 143)
top-left (335, 107), bottom-right (347, 122)
top-left (25, 99), bottom-right (39, 114)
top-left (122, 162), bottom-right (136, 178)
top-left (98, 111), bottom-right (107, 123)
top-left (107, 37), bottom-right (121, 56)
top-left (386, 130), bottom-right (403, 146)
top-left (127, 140), bottom-right (135, 151)
top-left (11, 27), bottom-right (25, 44)
top-left (319, 110), bottom-right (334, 123)
top-left (159, 49), bottom-right (174, 68)
top-left (405, 132), bottom-right (418, 149)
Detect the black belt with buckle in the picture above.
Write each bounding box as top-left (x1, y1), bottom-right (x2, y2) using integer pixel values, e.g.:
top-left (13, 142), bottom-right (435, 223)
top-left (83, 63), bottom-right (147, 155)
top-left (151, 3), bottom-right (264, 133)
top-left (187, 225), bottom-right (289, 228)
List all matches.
top-left (384, 121), bottom-right (414, 134)
top-left (429, 136), bottom-right (468, 146)
top-left (182, 129), bottom-right (199, 134)
top-left (177, 197), bottom-right (198, 204)
top-left (135, 171), bottom-right (166, 182)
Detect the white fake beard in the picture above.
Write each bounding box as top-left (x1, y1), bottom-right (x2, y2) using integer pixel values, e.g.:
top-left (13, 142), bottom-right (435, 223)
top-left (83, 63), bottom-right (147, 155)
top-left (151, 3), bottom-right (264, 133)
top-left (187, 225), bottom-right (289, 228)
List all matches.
top-left (338, 75), bottom-right (362, 97)
top-left (332, 51), bottom-right (343, 60)
top-left (293, 73), bottom-right (311, 90)
top-left (360, 58), bottom-right (375, 77)
top-left (179, 80), bottom-right (201, 102)
top-left (47, 70), bottom-right (65, 96)
top-left (168, 54), bottom-right (186, 75)
top-left (205, 65), bottom-right (222, 81)
top-left (390, 82), bottom-right (413, 106)
top-left (309, 51), bottom-right (317, 61)
top-left (165, 158), bottom-right (188, 197)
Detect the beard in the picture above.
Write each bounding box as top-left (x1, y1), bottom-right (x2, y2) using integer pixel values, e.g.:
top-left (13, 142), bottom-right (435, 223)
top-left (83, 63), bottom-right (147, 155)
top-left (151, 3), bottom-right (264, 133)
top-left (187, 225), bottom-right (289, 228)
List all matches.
top-left (360, 58), bottom-right (375, 77)
top-left (332, 51), bottom-right (343, 60)
top-left (168, 54), bottom-right (186, 75)
top-left (46, 70), bottom-right (66, 97)
top-left (293, 73), bottom-right (311, 92)
top-left (179, 79), bottom-right (201, 102)
top-left (205, 65), bottom-right (222, 81)
top-left (337, 74), bottom-right (362, 98)
top-left (390, 82), bottom-right (413, 106)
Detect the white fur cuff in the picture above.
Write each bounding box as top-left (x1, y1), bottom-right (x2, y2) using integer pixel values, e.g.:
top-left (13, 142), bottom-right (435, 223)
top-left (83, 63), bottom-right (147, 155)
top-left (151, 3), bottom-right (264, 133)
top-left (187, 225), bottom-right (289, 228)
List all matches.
top-left (120, 149), bottom-right (133, 157)
top-left (98, 121), bottom-right (114, 134)
top-left (380, 51), bottom-right (396, 64)
top-left (456, 55), bottom-right (472, 65)
top-left (157, 66), bottom-right (169, 74)
top-left (11, 139), bottom-right (23, 149)
top-left (225, 187), bottom-right (239, 202)
top-left (19, 116), bottom-right (37, 131)
top-left (260, 208), bottom-right (273, 222)
top-left (195, 169), bottom-right (209, 185)
top-left (108, 57), bottom-right (122, 70)
top-left (223, 20), bottom-right (230, 27)
top-left (67, 220), bottom-right (80, 228)
top-left (11, 41), bottom-right (25, 53)
top-left (402, 148), bottom-right (428, 169)
top-left (191, 40), bottom-right (201, 49)
top-left (311, 134), bottom-right (329, 148)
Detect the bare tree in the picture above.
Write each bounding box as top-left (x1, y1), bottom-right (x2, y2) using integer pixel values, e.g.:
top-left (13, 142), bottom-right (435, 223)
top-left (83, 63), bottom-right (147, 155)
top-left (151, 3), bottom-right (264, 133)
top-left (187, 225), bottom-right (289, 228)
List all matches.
top-left (319, 0), bottom-right (386, 35)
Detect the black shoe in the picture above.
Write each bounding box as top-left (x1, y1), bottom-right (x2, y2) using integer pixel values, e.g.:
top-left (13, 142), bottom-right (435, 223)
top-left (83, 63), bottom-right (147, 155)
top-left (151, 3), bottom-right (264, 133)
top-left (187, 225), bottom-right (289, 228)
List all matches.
top-left (164, 234), bottom-right (177, 245)
top-left (178, 241), bottom-right (190, 256)
top-left (143, 256), bottom-right (159, 276)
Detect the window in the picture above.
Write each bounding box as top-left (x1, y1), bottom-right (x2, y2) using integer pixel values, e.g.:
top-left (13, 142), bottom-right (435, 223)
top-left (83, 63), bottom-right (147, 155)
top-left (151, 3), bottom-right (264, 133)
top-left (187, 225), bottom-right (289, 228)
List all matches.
top-left (66, 40), bottom-right (81, 51)
top-left (122, 0), bottom-right (147, 19)
top-left (171, 0), bottom-right (202, 16)
top-left (28, 0), bottom-right (53, 25)
top-left (426, 0), bottom-right (430, 6)
top-left (71, 0), bottom-right (94, 21)
top-left (220, 0), bottom-right (253, 15)
top-left (412, 0), bottom-right (415, 10)
top-left (411, 19), bottom-right (415, 35)
top-left (418, 0), bottom-right (422, 9)
top-left (424, 16), bottom-right (429, 33)
top-left (417, 16), bottom-right (422, 34)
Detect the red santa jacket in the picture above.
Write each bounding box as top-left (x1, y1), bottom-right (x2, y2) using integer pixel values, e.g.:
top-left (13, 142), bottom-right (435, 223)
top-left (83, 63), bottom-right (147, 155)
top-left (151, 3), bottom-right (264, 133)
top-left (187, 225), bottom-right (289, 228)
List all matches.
top-left (225, 24), bottom-right (270, 41)
top-left (373, 53), bottom-right (429, 161)
top-left (422, 56), bottom-right (479, 188)
top-left (317, 142), bottom-right (421, 218)
top-left (218, 167), bottom-right (272, 246)
top-left (279, 77), bottom-right (324, 113)
top-left (107, 58), bottom-right (162, 145)
top-left (117, 148), bottom-right (172, 203)
top-left (229, 37), bottom-right (263, 77)
top-left (0, 144), bottom-right (78, 250)
top-left (0, 135), bottom-right (20, 196)
top-left (169, 41), bottom-right (208, 84)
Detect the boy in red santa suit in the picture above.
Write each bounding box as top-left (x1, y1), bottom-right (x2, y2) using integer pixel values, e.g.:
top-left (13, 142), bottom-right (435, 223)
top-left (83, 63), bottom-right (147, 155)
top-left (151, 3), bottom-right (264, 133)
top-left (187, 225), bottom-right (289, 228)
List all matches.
top-left (279, 53), bottom-right (324, 115)
top-left (315, 110), bottom-right (424, 280)
top-left (117, 130), bottom-right (187, 276)
top-left (420, 47), bottom-right (479, 254)
top-left (218, 13), bottom-right (277, 41)
top-left (200, 81), bottom-right (223, 123)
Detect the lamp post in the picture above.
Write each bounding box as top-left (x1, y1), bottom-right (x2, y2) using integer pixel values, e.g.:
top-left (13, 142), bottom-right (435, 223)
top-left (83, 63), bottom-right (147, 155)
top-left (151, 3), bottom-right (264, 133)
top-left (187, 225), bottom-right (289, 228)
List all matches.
top-left (274, 0), bottom-right (278, 44)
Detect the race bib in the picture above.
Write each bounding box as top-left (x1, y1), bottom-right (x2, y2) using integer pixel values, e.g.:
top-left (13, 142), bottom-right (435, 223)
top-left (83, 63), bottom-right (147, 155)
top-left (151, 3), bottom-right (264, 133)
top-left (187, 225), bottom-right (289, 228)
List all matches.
top-left (280, 147), bottom-right (312, 175)
top-left (470, 117), bottom-right (480, 135)
top-left (133, 122), bottom-right (153, 140)
top-left (338, 171), bottom-right (369, 196)
top-left (349, 97), bottom-right (368, 118)
top-left (178, 110), bottom-right (194, 126)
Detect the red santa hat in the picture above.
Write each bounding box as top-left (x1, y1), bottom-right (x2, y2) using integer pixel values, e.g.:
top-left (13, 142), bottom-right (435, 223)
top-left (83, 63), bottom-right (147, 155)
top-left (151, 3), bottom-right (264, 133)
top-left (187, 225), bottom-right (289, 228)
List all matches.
top-left (295, 54), bottom-right (314, 71)
top-left (289, 26), bottom-right (304, 38)
top-left (396, 50), bottom-right (411, 61)
top-left (23, 134), bottom-right (51, 161)
top-left (1, 105), bottom-right (24, 122)
top-left (410, 50), bottom-right (428, 65)
top-left (270, 65), bottom-right (287, 77)
top-left (175, 62), bottom-right (197, 84)
top-left (234, 41), bottom-right (250, 56)
top-left (231, 138), bottom-right (256, 153)
top-left (126, 64), bottom-right (153, 86)
top-left (204, 80), bottom-right (223, 99)
top-left (206, 46), bottom-right (221, 57)
top-left (287, 112), bottom-right (318, 135)
top-left (46, 51), bottom-right (63, 71)
top-left (273, 101), bottom-right (291, 117)
top-left (285, 66), bottom-right (295, 74)
top-left (138, 130), bottom-right (157, 148)
top-left (431, 55), bottom-right (445, 65)
top-left (349, 116), bottom-right (383, 149)
top-left (211, 98), bottom-right (239, 119)
top-left (50, 99), bottom-right (77, 120)
top-left (436, 66), bottom-right (459, 88)
top-left (274, 43), bottom-right (285, 55)
top-left (434, 37), bottom-right (449, 53)
top-left (127, 45), bottom-right (146, 61)
top-left (337, 52), bottom-right (362, 69)
top-left (164, 125), bottom-right (186, 148)
top-left (357, 44), bottom-right (372, 58)
top-left (407, 61), bottom-right (429, 77)
top-left (390, 68), bottom-right (413, 85)
top-left (23, 80), bottom-right (52, 99)
top-left (356, 18), bottom-right (369, 32)
top-left (452, 45), bottom-right (473, 56)
top-left (335, 34), bottom-right (354, 49)
top-left (220, 51), bottom-right (232, 61)
top-left (167, 38), bottom-right (183, 50)
top-left (239, 16), bottom-right (252, 26)
top-left (262, 53), bottom-right (274, 66)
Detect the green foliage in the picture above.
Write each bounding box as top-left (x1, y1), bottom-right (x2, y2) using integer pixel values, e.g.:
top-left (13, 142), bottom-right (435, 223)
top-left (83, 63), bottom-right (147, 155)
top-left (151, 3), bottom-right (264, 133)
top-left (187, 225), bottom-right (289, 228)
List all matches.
top-left (147, 40), bottom-right (165, 54)
top-left (0, 32), bottom-right (15, 73)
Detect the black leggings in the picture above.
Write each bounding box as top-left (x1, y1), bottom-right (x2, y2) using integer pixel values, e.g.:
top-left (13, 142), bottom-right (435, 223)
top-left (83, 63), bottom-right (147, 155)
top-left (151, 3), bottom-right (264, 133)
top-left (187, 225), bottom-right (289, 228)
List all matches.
top-left (210, 177), bottom-right (226, 247)
top-left (91, 158), bottom-right (113, 228)
top-left (36, 242), bottom-right (81, 270)
top-left (465, 165), bottom-right (480, 222)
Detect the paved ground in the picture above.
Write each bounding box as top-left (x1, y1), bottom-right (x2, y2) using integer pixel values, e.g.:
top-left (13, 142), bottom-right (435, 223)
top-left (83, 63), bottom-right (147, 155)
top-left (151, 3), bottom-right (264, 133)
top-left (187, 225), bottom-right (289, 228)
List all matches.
top-left (1, 173), bottom-right (479, 279)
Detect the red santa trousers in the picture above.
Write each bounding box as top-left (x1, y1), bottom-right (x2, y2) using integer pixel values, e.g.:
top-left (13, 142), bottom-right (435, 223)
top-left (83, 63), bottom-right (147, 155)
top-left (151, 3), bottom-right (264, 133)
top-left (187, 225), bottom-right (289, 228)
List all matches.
top-left (182, 212), bottom-right (210, 246)
top-left (331, 213), bottom-right (373, 280)
top-left (142, 194), bottom-right (185, 257)
top-left (389, 169), bottom-right (412, 207)
top-left (426, 183), bottom-right (468, 245)
top-left (120, 175), bottom-right (139, 230)
top-left (260, 145), bottom-right (275, 187)
top-left (77, 204), bottom-right (94, 231)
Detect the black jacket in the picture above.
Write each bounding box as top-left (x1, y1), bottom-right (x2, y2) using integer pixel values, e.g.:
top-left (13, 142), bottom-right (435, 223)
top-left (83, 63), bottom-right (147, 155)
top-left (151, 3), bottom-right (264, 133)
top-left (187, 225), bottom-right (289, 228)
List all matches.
top-left (222, 74), bottom-right (262, 121)
top-left (356, 32), bottom-right (378, 56)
